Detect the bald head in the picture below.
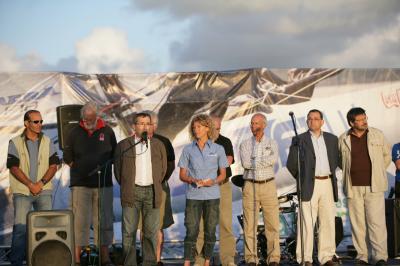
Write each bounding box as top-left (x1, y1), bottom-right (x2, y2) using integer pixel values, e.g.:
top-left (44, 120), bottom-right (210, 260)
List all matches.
top-left (250, 113), bottom-right (267, 138)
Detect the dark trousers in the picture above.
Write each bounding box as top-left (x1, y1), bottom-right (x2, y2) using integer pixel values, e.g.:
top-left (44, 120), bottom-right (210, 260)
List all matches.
top-left (395, 181), bottom-right (400, 199)
top-left (184, 199), bottom-right (219, 261)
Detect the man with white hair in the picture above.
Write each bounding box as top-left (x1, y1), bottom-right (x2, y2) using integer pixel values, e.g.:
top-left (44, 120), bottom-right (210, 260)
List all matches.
top-left (63, 102), bottom-right (117, 266)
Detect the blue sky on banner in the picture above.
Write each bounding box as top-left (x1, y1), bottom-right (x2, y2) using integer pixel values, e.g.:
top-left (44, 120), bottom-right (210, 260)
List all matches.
top-left (0, 0), bottom-right (399, 73)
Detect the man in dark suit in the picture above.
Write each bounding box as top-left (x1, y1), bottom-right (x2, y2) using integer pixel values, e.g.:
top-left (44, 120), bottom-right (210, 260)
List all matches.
top-left (287, 109), bottom-right (339, 266)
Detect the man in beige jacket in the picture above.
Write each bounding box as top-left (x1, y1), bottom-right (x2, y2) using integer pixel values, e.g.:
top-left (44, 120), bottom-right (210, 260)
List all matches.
top-left (7, 110), bottom-right (60, 266)
top-left (338, 107), bottom-right (391, 266)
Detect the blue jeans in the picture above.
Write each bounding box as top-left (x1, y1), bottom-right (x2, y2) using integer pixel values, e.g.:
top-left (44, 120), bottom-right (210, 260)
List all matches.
top-left (10, 193), bottom-right (52, 266)
top-left (122, 185), bottom-right (160, 266)
top-left (184, 199), bottom-right (219, 261)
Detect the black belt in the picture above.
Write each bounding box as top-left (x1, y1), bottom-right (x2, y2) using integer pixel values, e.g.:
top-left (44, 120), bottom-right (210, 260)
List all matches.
top-left (245, 177), bottom-right (274, 184)
top-left (315, 176), bottom-right (329, 180)
top-left (135, 184), bottom-right (153, 188)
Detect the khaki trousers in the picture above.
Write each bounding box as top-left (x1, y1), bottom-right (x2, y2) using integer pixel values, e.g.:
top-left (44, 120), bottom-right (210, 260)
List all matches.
top-left (71, 186), bottom-right (114, 246)
top-left (242, 180), bottom-right (280, 264)
top-left (347, 186), bottom-right (388, 263)
top-left (195, 181), bottom-right (237, 266)
top-left (296, 179), bottom-right (336, 264)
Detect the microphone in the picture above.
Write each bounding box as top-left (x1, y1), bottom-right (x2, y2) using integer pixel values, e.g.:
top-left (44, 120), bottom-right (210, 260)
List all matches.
top-left (289, 111), bottom-right (298, 136)
top-left (141, 131), bottom-right (148, 148)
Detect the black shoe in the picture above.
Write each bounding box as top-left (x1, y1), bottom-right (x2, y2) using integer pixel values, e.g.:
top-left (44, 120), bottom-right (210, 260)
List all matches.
top-left (268, 262), bottom-right (279, 266)
top-left (246, 263), bottom-right (257, 266)
top-left (355, 259), bottom-right (370, 265)
top-left (157, 262), bottom-right (164, 266)
top-left (375, 260), bottom-right (387, 266)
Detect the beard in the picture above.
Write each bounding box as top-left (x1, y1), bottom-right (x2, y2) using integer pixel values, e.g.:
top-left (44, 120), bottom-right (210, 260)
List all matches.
top-left (84, 120), bottom-right (97, 131)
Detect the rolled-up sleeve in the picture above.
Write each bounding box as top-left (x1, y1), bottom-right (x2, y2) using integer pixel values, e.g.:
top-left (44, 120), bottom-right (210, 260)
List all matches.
top-left (240, 140), bottom-right (253, 170)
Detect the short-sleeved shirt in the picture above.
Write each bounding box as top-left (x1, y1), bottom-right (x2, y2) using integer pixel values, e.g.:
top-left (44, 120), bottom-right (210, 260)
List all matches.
top-left (178, 139), bottom-right (229, 200)
top-left (392, 143), bottom-right (400, 182)
top-left (215, 134), bottom-right (234, 178)
top-left (7, 134), bottom-right (60, 194)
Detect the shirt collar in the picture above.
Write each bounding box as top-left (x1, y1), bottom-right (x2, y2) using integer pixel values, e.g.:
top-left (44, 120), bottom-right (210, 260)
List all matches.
top-left (309, 130), bottom-right (323, 139)
top-left (192, 139), bottom-right (213, 148)
top-left (252, 134), bottom-right (266, 143)
top-left (79, 118), bottom-right (106, 136)
top-left (348, 128), bottom-right (369, 137)
top-left (21, 129), bottom-right (43, 142)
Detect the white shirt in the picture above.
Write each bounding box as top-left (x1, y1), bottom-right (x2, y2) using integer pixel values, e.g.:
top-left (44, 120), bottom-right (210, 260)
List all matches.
top-left (135, 136), bottom-right (153, 186)
top-left (310, 131), bottom-right (331, 176)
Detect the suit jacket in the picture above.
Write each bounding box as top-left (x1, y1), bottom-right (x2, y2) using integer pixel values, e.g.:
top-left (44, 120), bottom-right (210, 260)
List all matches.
top-left (114, 137), bottom-right (167, 208)
top-left (287, 131), bottom-right (339, 202)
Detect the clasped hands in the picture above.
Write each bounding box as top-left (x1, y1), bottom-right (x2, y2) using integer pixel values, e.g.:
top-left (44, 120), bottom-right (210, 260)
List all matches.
top-left (187, 177), bottom-right (215, 187)
top-left (28, 181), bottom-right (44, 196)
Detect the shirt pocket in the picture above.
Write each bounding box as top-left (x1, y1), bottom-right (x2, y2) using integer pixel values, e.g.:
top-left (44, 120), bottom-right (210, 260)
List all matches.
top-left (370, 140), bottom-right (384, 152)
top-left (205, 153), bottom-right (218, 167)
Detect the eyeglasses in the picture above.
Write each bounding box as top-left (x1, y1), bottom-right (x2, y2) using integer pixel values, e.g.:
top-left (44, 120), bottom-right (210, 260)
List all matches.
top-left (29, 120), bottom-right (43, 124)
top-left (354, 116), bottom-right (368, 122)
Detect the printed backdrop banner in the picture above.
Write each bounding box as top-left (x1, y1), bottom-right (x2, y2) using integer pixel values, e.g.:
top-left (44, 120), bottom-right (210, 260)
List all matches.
top-left (0, 69), bottom-right (399, 248)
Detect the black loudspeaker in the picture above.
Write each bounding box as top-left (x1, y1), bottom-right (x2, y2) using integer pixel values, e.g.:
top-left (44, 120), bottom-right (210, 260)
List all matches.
top-left (56, 104), bottom-right (82, 150)
top-left (27, 210), bottom-right (74, 266)
top-left (386, 198), bottom-right (400, 258)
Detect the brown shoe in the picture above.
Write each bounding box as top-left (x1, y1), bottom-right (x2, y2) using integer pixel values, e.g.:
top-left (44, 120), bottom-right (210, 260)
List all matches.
top-left (323, 260), bottom-right (339, 266)
top-left (268, 262), bottom-right (279, 266)
top-left (304, 262), bottom-right (313, 266)
top-left (355, 259), bottom-right (370, 265)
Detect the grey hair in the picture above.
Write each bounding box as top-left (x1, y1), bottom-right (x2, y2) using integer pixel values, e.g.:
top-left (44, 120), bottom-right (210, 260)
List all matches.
top-left (143, 110), bottom-right (158, 125)
top-left (80, 102), bottom-right (99, 119)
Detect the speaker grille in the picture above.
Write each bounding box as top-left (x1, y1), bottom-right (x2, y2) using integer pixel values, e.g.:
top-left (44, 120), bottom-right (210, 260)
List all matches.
top-left (32, 240), bottom-right (72, 266)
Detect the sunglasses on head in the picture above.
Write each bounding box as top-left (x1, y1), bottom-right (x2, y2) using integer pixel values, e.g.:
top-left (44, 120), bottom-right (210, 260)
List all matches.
top-left (29, 120), bottom-right (43, 124)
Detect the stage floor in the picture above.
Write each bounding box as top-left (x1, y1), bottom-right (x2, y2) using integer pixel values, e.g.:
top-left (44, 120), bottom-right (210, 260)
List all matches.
top-left (1, 253), bottom-right (400, 266)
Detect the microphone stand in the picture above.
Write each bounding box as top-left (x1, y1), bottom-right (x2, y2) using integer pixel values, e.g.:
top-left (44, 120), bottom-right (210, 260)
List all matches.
top-left (88, 136), bottom-right (146, 266)
top-left (289, 112), bottom-right (305, 265)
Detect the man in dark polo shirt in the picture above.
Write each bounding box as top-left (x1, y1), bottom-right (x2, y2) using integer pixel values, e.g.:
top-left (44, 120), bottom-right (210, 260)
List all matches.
top-left (195, 115), bottom-right (236, 266)
top-left (338, 107), bottom-right (391, 266)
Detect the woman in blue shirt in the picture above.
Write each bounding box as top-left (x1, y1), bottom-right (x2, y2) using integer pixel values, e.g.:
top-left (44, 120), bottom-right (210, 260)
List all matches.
top-left (178, 114), bottom-right (229, 266)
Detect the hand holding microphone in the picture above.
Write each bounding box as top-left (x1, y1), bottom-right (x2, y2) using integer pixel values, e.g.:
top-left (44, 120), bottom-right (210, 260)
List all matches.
top-left (141, 131), bottom-right (148, 148)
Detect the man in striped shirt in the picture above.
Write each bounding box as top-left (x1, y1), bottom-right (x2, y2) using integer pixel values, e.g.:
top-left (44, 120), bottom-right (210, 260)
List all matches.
top-left (239, 113), bottom-right (280, 266)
